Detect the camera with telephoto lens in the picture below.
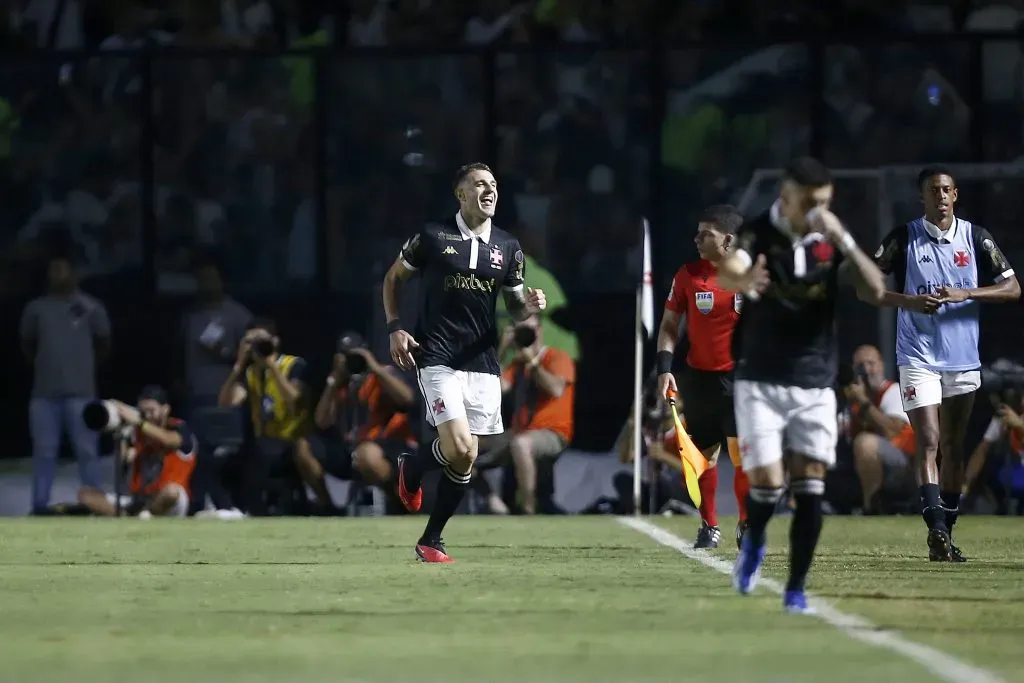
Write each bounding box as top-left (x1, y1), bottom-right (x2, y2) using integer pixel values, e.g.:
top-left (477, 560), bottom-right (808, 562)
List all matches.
top-left (513, 326), bottom-right (536, 348)
top-left (251, 337), bottom-right (275, 358)
top-left (337, 331), bottom-right (368, 375)
top-left (82, 400), bottom-right (134, 441)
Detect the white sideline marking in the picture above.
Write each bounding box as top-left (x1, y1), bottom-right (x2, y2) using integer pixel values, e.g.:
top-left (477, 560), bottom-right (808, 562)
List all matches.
top-left (618, 517), bottom-right (1003, 683)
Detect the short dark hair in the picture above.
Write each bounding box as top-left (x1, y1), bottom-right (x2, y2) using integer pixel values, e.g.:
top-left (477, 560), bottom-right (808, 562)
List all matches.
top-left (784, 157), bottom-right (832, 188)
top-left (247, 317), bottom-right (277, 336)
top-left (699, 204), bottom-right (743, 234)
top-left (453, 162), bottom-right (494, 189)
top-left (917, 164), bottom-right (956, 189)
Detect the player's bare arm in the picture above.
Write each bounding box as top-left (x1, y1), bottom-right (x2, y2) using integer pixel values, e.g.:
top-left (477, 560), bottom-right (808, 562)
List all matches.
top-left (939, 274), bottom-right (1020, 304)
top-left (716, 251), bottom-right (769, 293)
top-left (862, 225), bottom-right (943, 313)
top-left (655, 309), bottom-right (682, 397)
top-left (502, 286), bottom-right (546, 322)
top-left (873, 289), bottom-right (944, 313)
top-left (383, 249), bottom-right (421, 371)
top-left (809, 208), bottom-right (886, 302)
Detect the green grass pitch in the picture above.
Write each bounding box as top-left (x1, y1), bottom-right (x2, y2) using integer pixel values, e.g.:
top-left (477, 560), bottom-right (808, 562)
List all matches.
top-left (0, 515), bottom-right (1021, 682)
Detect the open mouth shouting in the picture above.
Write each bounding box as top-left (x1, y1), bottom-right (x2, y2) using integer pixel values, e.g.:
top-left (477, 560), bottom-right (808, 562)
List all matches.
top-left (479, 192), bottom-right (496, 215)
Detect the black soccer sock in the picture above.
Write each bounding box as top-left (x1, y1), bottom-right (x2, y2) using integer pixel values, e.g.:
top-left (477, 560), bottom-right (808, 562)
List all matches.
top-left (786, 479), bottom-right (825, 593)
top-left (405, 438), bottom-right (446, 491)
top-left (420, 465), bottom-right (471, 544)
top-left (745, 487), bottom-right (784, 550)
top-left (941, 490), bottom-right (961, 532)
top-left (920, 483), bottom-right (947, 532)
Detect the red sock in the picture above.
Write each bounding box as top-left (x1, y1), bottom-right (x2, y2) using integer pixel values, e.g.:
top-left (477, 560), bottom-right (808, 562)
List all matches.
top-left (698, 467), bottom-right (719, 527)
top-left (734, 466), bottom-right (750, 522)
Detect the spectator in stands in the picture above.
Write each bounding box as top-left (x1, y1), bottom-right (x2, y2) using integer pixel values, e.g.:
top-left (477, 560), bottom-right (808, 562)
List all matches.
top-left (845, 344), bottom-right (916, 513)
top-left (313, 331), bottom-right (416, 506)
top-left (217, 318), bottom-right (334, 514)
top-left (478, 315), bottom-right (575, 514)
top-left (179, 255), bottom-right (251, 511)
top-left (965, 391), bottom-right (1024, 514)
top-left (78, 385), bottom-right (196, 518)
top-left (20, 254), bottom-right (110, 514)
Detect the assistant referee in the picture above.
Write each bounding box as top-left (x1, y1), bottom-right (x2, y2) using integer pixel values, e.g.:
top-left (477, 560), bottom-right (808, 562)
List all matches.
top-left (656, 205), bottom-right (750, 550)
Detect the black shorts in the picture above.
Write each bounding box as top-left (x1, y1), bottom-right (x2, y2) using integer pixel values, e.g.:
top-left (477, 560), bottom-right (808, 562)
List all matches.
top-left (680, 365), bottom-right (735, 451)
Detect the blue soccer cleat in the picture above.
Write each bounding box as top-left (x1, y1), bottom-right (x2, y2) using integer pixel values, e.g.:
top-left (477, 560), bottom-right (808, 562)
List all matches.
top-left (732, 533), bottom-right (766, 595)
top-left (783, 590), bottom-right (815, 615)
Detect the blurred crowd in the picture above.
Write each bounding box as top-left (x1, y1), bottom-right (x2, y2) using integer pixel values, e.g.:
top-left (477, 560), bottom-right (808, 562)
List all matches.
top-left (0, 1), bottom-right (1023, 298)
top-left (3, 1), bottom-right (1023, 50)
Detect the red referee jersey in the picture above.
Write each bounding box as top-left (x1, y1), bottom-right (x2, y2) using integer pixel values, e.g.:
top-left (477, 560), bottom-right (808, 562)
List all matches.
top-left (665, 259), bottom-right (741, 372)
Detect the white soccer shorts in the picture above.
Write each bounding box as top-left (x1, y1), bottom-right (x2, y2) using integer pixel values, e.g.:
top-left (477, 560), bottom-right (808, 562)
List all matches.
top-left (734, 379), bottom-right (838, 469)
top-left (898, 366), bottom-right (981, 411)
top-left (417, 365), bottom-right (504, 436)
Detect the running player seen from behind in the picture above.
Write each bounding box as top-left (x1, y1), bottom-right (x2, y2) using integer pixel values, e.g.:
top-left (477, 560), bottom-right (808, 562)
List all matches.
top-left (382, 163), bottom-right (546, 563)
top-left (868, 165), bottom-right (1019, 562)
top-left (656, 205), bottom-right (751, 550)
top-left (716, 157), bottom-right (887, 614)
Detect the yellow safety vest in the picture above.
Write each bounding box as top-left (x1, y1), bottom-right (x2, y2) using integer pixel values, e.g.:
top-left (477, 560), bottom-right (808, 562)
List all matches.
top-left (245, 354), bottom-right (310, 440)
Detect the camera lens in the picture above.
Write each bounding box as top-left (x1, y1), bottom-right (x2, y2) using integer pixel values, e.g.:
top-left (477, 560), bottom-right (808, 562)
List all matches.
top-left (513, 327), bottom-right (536, 348)
top-left (253, 339), bottom-right (274, 357)
top-left (345, 352), bottom-right (367, 374)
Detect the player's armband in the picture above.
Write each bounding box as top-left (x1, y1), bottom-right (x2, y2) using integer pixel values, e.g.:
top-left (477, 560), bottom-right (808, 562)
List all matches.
top-left (399, 233), bottom-right (426, 271)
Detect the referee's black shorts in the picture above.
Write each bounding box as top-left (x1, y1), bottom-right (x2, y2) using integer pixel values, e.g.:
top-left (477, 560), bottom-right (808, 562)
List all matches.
top-left (679, 364), bottom-right (735, 452)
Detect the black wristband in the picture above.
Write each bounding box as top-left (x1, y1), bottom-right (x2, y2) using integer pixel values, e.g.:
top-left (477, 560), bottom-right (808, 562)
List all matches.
top-left (386, 319), bottom-right (403, 334)
top-left (655, 350), bottom-right (673, 375)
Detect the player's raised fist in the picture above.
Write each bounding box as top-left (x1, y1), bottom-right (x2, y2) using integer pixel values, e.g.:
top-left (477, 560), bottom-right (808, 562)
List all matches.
top-left (749, 254), bottom-right (770, 293)
top-left (806, 207), bottom-right (843, 239)
top-left (526, 287), bottom-right (546, 313)
top-left (389, 329), bottom-right (420, 371)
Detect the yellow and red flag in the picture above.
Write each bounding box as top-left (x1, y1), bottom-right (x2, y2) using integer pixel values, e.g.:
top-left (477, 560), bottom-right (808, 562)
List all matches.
top-left (666, 389), bottom-right (707, 507)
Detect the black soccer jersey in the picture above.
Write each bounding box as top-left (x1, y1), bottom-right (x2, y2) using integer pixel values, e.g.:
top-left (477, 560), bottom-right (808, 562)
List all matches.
top-left (733, 207), bottom-right (844, 389)
top-left (399, 213), bottom-right (525, 375)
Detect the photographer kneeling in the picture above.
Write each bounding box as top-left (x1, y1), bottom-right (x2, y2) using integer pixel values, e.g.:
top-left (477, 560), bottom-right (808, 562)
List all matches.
top-left (78, 386), bottom-right (195, 517)
top-left (845, 345), bottom-right (916, 513)
top-left (476, 315), bottom-right (574, 515)
top-left (218, 319), bottom-right (334, 515)
top-left (314, 332), bottom-right (416, 507)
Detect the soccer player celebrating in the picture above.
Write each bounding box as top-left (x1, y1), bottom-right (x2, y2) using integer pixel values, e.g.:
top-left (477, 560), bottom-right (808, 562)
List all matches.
top-left (715, 157), bottom-right (887, 614)
top-left (382, 163), bottom-right (546, 563)
top-left (656, 205), bottom-right (751, 550)
top-left (868, 165), bottom-right (1020, 562)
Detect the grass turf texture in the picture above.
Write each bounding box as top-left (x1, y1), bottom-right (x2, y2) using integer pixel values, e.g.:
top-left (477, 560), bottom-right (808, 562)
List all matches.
top-left (0, 515), bottom-right (1020, 682)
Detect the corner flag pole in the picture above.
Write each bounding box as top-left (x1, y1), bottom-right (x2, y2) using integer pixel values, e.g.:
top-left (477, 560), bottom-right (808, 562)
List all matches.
top-left (632, 284), bottom-right (644, 515)
top-left (633, 218), bottom-right (655, 515)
